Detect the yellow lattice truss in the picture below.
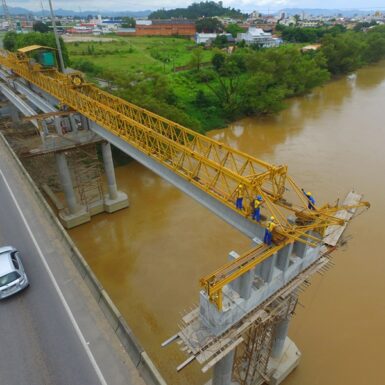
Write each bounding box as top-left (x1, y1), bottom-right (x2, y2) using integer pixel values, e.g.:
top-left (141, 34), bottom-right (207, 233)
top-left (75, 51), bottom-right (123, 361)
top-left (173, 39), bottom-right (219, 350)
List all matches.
top-left (0, 49), bottom-right (370, 310)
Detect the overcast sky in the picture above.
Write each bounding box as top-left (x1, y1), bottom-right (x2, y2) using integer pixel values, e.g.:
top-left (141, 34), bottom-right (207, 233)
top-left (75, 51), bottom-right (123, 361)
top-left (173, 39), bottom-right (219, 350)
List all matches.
top-left (9, 0), bottom-right (385, 12)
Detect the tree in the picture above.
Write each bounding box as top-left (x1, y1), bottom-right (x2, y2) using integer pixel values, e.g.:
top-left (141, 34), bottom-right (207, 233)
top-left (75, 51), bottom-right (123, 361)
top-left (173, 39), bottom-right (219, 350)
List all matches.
top-left (203, 53), bottom-right (246, 116)
top-left (196, 17), bottom-right (223, 33)
top-left (189, 47), bottom-right (204, 71)
top-left (225, 23), bottom-right (245, 38)
top-left (3, 31), bottom-right (70, 67)
top-left (33, 21), bottom-right (49, 33)
top-left (3, 31), bottom-right (17, 51)
top-left (212, 34), bottom-right (228, 48)
top-left (121, 17), bottom-right (136, 28)
top-left (212, 52), bottom-right (225, 71)
top-left (321, 32), bottom-right (366, 75)
top-left (149, 1), bottom-right (246, 20)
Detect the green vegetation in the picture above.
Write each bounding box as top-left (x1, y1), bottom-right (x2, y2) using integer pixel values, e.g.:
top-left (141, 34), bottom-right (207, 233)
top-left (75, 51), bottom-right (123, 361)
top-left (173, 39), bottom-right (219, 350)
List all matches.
top-left (67, 37), bottom-right (213, 74)
top-left (33, 21), bottom-right (49, 33)
top-left (320, 26), bottom-right (385, 75)
top-left (3, 25), bottom-right (385, 134)
top-left (277, 24), bottom-right (346, 43)
top-left (121, 17), bottom-right (136, 28)
top-left (3, 31), bottom-right (70, 65)
top-left (226, 23), bottom-right (246, 38)
top-left (149, 1), bottom-right (246, 20)
top-left (196, 17), bottom-right (224, 33)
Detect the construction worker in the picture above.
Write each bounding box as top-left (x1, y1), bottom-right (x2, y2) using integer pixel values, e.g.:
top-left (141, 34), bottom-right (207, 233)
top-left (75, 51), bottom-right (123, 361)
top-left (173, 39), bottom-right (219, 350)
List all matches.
top-left (252, 195), bottom-right (263, 222)
top-left (235, 184), bottom-right (244, 210)
top-left (302, 189), bottom-right (316, 210)
top-left (263, 216), bottom-right (276, 246)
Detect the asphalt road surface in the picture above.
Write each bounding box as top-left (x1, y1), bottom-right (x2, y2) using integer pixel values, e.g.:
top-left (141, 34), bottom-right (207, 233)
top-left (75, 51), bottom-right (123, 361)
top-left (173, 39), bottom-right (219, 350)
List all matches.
top-left (0, 140), bottom-right (145, 385)
top-left (0, 171), bottom-right (104, 385)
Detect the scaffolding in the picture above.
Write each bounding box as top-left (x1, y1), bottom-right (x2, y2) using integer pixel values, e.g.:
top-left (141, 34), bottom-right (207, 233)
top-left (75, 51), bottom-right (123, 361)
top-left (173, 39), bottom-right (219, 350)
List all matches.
top-left (232, 293), bottom-right (298, 385)
top-left (68, 145), bottom-right (104, 211)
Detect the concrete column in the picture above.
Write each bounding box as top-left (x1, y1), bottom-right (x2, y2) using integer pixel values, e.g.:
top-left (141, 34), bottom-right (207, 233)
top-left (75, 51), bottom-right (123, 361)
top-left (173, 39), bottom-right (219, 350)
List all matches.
top-left (212, 350), bottom-right (235, 385)
top-left (239, 270), bottom-right (253, 299)
top-left (102, 142), bottom-right (118, 200)
top-left (55, 152), bottom-right (78, 214)
top-left (54, 117), bottom-right (62, 135)
top-left (271, 318), bottom-right (290, 358)
top-left (293, 239), bottom-right (307, 258)
top-left (9, 105), bottom-right (20, 123)
top-left (228, 251), bottom-right (253, 300)
top-left (293, 231), bottom-right (321, 259)
top-left (80, 114), bottom-right (89, 130)
top-left (276, 243), bottom-right (293, 272)
top-left (260, 253), bottom-right (277, 283)
top-left (41, 120), bottom-right (49, 136)
top-left (69, 114), bottom-right (78, 133)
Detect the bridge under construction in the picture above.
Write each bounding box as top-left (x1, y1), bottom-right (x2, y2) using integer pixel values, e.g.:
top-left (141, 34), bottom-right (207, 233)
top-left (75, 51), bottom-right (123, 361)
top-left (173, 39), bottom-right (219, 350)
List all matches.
top-left (0, 46), bottom-right (369, 385)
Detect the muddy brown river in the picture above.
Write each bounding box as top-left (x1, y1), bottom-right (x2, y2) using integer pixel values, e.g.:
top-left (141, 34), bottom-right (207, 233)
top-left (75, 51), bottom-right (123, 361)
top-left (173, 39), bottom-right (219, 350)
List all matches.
top-left (69, 61), bottom-right (385, 385)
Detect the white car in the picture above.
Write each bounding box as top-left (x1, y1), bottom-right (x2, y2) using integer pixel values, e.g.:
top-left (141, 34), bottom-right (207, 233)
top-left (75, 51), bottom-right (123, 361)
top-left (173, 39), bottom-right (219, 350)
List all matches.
top-left (0, 246), bottom-right (29, 299)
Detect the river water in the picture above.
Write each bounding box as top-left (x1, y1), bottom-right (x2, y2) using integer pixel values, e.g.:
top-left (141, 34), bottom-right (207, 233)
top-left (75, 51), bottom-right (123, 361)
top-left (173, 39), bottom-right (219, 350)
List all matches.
top-left (69, 61), bottom-right (385, 385)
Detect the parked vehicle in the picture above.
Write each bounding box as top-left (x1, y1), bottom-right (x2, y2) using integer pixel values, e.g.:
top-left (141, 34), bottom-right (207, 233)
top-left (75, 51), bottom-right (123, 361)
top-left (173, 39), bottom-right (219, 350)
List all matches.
top-left (0, 246), bottom-right (29, 299)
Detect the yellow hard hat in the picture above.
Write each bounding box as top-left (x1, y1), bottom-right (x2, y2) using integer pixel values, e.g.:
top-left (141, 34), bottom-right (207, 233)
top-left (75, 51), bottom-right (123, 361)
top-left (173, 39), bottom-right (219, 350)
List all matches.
top-left (270, 216), bottom-right (275, 221)
top-left (306, 192), bottom-right (312, 196)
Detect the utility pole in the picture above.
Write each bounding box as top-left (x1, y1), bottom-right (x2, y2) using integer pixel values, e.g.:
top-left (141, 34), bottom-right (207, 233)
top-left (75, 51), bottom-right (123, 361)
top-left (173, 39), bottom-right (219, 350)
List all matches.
top-left (40, 0), bottom-right (45, 17)
top-left (2, 0), bottom-right (13, 31)
top-left (47, 0), bottom-right (65, 73)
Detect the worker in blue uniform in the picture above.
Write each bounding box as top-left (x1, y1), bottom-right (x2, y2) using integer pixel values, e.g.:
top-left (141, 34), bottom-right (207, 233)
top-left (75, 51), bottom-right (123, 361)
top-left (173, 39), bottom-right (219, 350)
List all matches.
top-left (235, 184), bottom-right (244, 210)
top-left (263, 216), bottom-right (276, 246)
top-left (302, 189), bottom-right (316, 210)
top-left (252, 195), bottom-right (263, 222)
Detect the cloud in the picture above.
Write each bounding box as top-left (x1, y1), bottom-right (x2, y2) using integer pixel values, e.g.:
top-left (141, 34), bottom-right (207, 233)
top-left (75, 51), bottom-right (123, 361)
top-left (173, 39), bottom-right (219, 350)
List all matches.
top-left (8, 0), bottom-right (385, 12)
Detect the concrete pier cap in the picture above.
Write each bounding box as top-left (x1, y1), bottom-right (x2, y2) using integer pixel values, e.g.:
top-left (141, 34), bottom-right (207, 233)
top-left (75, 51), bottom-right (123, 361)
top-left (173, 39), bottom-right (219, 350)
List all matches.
top-left (199, 225), bottom-right (322, 385)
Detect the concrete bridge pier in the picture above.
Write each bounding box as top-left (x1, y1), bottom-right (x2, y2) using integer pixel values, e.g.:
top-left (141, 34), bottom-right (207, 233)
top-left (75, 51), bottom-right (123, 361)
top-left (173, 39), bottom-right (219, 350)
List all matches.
top-left (212, 350), bottom-right (235, 385)
top-left (101, 142), bottom-right (129, 213)
top-left (9, 104), bottom-right (20, 124)
top-left (268, 318), bottom-right (301, 385)
top-left (271, 318), bottom-right (290, 358)
top-left (55, 152), bottom-right (90, 228)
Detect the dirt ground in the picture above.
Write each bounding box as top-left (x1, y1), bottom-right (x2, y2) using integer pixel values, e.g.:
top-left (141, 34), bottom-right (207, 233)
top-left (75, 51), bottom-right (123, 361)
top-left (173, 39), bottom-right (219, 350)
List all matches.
top-left (62, 35), bottom-right (117, 43)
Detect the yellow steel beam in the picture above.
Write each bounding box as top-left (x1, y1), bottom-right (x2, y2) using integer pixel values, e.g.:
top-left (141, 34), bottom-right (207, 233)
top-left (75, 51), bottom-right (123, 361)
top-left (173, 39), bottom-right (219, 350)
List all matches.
top-left (200, 242), bottom-right (287, 309)
top-left (0, 49), bottom-right (369, 312)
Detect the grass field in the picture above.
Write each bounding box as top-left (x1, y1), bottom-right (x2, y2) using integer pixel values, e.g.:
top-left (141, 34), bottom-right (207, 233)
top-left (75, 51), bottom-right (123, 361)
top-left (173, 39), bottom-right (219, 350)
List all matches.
top-left (67, 36), bottom-right (213, 74)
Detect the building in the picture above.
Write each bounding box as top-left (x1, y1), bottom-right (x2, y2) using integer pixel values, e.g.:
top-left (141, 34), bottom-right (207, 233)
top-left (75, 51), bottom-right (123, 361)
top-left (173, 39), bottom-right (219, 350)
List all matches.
top-left (137, 20), bottom-right (196, 36)
top-left (117, 20), bottom-right (196, 37)
top-left (195, 32), bottom-right (218, 44)
top-left (195, 32), bottom-right (235, 45)
top-left (237, 27), bottom-right (280, 47)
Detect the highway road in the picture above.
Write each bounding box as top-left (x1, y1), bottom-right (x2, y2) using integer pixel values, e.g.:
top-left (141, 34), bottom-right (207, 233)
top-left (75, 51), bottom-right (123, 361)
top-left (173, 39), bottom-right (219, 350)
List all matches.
top-left (0, 140), bottom-right (145, 385)
top-left (0, 172), bottom-right (103, 385)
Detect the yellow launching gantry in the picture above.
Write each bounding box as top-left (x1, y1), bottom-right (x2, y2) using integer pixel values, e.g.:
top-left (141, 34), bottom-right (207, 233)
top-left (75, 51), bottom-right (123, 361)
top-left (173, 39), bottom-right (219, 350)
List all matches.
top-left (0, 47), bottom-right (370, 310)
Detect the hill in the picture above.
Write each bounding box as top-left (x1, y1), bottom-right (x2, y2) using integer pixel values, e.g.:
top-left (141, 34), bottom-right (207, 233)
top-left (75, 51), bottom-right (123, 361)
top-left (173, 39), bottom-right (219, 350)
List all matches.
top-left (149, 1), bottom-right (246, 20)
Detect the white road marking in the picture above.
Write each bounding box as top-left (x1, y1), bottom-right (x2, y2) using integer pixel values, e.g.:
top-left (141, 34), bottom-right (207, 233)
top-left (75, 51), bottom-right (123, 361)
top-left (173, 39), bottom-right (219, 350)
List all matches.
top-left (0, 170), bottom-right (108, 385)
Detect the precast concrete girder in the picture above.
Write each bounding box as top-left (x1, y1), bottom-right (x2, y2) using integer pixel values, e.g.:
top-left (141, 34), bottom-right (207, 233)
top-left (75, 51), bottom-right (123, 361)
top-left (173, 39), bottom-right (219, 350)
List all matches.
top-left (89, 122), bottom-right (265, 240)
top-left (0, 69), bottom-right (61, 133)
top-left (3, 76), bottom-right (264, 239)
top-left (14, 81), bottom-right (57, 113)
top-left (0, 69), bottom-right (58, 116)
top-left (0, 82), bottom-right (39, 129)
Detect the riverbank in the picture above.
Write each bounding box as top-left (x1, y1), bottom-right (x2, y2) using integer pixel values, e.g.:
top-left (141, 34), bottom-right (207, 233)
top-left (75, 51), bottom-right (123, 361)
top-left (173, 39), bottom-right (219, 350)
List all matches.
top-left (66, 25), bottom-right (385, 134)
